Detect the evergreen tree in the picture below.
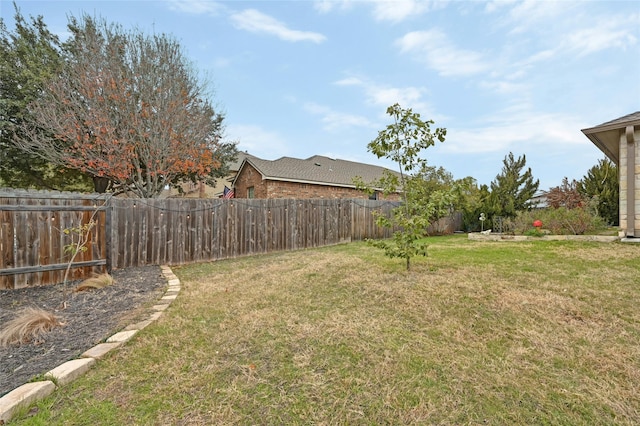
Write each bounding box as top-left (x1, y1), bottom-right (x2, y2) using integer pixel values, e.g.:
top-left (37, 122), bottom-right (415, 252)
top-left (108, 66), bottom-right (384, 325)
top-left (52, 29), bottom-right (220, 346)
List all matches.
top-left (489, 152), bottom-right (539, 218)
top-left (578, 158), bottom-right (619, 226)
top-left (0, 5), bottom-right (92, 190)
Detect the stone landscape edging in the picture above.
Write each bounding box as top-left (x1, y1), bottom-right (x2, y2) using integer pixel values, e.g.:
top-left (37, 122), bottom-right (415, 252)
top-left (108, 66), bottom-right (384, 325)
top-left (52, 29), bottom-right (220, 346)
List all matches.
top-left (0, 265), bottom-right (180, 424)
top-left (468, 233), bottom-right (620, 243)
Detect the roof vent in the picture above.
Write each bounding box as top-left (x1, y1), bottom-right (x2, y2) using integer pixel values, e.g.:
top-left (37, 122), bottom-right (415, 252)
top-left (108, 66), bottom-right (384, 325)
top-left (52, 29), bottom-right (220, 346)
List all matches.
top-left (314, 162), bottom-right (321, 166)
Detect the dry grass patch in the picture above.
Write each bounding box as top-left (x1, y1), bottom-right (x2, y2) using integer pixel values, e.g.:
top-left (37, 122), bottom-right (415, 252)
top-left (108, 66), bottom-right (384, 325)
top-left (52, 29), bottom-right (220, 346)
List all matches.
top-left (74, 273), bottom-right (114, 292)
top-left (551, 242), bottom-right (639, 262)
top-left (12, 237), bottom-right (640, 424)
top-left (0, 307), bottom-right (62, 347)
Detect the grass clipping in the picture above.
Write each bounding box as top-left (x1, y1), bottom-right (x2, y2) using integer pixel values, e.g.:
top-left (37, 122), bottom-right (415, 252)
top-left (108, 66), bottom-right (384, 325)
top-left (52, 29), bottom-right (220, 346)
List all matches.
top-left (0, 307), bottom-right (63, 347)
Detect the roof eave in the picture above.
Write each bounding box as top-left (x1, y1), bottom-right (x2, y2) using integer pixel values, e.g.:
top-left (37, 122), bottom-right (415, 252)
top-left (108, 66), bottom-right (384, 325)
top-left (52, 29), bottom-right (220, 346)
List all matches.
top-left (580, 117), bottom-right (640, 165)
top-left (263, 175), bottom-right (383, 190)
top-left (581, 130), bottom-right (619, 164)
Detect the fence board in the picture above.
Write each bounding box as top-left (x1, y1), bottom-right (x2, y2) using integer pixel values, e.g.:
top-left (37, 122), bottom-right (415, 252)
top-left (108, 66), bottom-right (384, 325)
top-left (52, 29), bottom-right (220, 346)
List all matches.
top-left (0, 197), bottom-right (16, 289)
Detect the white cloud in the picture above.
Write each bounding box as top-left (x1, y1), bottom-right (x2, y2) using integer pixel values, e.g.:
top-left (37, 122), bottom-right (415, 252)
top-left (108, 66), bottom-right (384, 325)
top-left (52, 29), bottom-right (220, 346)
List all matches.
top-left (226, 124), bottom-right (290, 159)
top-left (396, 29), bottom-right (488, 77)
top-left (315, 0), bottom-right (442, 22)
top-left (504, 13), bottom-right (638, 70)
top-left (314, 0), bottom-right (354, 14)
top-left (230, 9), bottom-right (326, 43)
top-left (366, 86), bottom-right (425, 109)
top-left (498, 0), bottom-right (576, 34)
top-left (489, 0), bottom-right (638, 57)
top-left (304, 103), bottom-right (375, 131)
top-left (564, 20), bottom-right (638, 56)
top-left (484, 0), bottom-right (517, 14)
top-left (333, 75), bottom-right (438, 119)
top-left (443, 109), bottom-right (591, 155)
top-left (372, 0), bottom-right (432, 23)
top-left (334, 77), bottom-right (364, 86)
top-left (335, 76), bottom-right (426, 106)
top-left (167, 0), bottom-right (225, 15)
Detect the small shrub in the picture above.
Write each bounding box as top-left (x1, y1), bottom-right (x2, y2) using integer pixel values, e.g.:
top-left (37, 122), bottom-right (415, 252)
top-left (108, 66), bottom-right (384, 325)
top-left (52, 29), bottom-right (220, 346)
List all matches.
top-left (75, 273), bottom-right (114, 292)
top-left (504, 211), bottom-right (536, 235)
top-left (543, 206), bottom-right (606, 235)
top-left (0, 308), bottom-right (63, 347)
top-left (524, 228), bottom-right (545, 237)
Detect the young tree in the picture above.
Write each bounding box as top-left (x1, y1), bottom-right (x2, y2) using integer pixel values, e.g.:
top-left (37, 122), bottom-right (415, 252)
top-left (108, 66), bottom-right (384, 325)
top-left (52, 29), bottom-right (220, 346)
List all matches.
top-left (13, 14), bottom-right (236, 197)
top-left (578, 158), bottom-right (619, 226)
top-left (366, 103), bottom-right (449, 271)
top-left (0, 6), bottom-right (92, 191)
top-left (489, 152), bottom-right (539, 218)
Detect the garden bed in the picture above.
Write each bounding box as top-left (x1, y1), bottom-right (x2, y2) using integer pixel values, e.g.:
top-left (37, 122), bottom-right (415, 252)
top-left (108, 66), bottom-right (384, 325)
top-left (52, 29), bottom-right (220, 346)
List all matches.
top-left (0, 265), bottom-right (167, 397)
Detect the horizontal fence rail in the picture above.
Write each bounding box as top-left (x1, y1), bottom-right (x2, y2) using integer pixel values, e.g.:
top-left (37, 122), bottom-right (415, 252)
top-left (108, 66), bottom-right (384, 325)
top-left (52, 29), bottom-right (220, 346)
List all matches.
top-left (0, 190), bottom-right (410, 289)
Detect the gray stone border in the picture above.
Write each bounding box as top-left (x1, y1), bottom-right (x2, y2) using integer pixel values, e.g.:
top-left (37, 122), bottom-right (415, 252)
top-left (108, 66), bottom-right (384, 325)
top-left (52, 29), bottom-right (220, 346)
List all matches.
top-left (0, 265), bottom-right (180, 424)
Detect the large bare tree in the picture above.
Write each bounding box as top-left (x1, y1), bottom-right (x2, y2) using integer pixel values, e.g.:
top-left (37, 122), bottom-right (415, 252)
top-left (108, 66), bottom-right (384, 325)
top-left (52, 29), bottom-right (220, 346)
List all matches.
top-left (14, 15), bottom-right (235, 198)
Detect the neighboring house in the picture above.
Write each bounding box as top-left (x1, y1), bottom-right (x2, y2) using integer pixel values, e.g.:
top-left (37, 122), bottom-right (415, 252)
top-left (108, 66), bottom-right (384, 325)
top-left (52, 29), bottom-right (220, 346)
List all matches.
top-left (530, 191), bottom-right (548, 209)
top-left (582, 111), bottom-right (640, 238)
top-left (232, 154), bottom-right (401, 200)
top-left (162, 152), bottom-right (254, 199)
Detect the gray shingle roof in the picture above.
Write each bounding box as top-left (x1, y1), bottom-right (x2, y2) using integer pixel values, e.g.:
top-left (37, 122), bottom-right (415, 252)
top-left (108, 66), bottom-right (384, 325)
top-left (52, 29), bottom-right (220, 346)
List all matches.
top-left (592, 111), bottom-right (640, 128)
top-left (236, 155), bottom-right (400, 188)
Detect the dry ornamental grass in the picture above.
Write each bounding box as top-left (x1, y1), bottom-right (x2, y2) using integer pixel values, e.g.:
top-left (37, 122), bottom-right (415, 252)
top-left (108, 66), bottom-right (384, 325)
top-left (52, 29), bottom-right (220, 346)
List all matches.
top-left (0, 308), bottom-right (62, 347)
top-left (74, 273), bottom-right (114, 292)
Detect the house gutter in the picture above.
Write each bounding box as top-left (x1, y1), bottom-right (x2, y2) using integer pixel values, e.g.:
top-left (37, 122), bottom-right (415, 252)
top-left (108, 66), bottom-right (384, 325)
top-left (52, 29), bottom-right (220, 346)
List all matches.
top-left (625, 125), bottom-right (635, 237)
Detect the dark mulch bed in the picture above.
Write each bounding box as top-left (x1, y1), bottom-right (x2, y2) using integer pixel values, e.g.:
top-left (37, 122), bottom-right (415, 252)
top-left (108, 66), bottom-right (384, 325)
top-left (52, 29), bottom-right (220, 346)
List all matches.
top-left (0, 266), bottom-right (167, 398)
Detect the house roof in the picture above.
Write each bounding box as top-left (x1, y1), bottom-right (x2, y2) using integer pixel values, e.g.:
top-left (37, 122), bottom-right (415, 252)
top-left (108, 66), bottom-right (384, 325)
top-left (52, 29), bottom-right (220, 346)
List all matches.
top-left (229, 152), bottom-right (259, 172)
top-left (233, 154), bottom-right (400, 189)
top-left (582, 111), bottom-right (640, 164)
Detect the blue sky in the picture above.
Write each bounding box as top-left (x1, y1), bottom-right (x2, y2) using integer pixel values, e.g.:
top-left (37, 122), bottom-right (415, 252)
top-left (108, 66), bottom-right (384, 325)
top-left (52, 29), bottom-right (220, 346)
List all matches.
top-left (2, 0), bottom-right (639, 190)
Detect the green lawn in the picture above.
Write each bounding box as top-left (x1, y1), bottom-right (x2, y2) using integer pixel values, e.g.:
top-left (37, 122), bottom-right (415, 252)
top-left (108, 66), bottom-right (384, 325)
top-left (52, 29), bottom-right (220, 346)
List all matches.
top-left (10, 235), bottom-right (640, 425)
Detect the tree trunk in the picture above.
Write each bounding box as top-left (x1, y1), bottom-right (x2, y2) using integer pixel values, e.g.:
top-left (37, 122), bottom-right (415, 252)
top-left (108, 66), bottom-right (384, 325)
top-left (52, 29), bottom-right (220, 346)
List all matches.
top-left (93, 176), bottom-right (110, 193)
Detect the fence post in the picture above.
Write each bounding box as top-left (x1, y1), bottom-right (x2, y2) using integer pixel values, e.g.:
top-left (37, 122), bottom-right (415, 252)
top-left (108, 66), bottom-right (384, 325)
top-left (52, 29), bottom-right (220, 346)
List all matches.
top-left (105, 197), bottom-right (112, 273)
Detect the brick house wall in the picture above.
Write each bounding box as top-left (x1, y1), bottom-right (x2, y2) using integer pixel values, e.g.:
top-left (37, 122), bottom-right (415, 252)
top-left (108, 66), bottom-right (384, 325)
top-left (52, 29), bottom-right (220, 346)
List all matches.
top-left (234, 163), bottom-right (400, 200)
top-left (234, 163), bottom-right (269, 198)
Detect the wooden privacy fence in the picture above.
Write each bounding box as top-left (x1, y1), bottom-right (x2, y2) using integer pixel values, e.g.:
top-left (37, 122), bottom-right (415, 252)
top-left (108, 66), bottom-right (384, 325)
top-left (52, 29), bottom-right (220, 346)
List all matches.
top-left (108, 197), bottom-right (398, 269)
top-left (0, 190), bottom-right (402, 289)
top-left (0, 191), bottom-right (108, 289)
